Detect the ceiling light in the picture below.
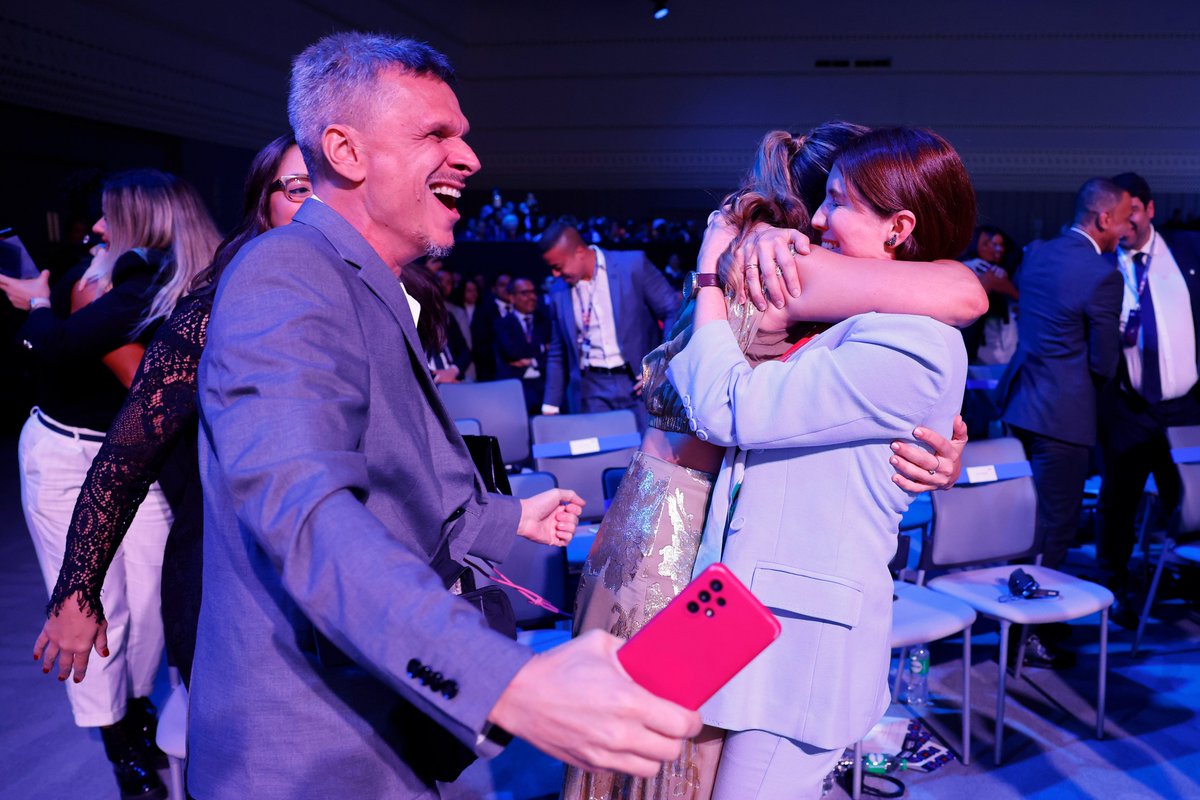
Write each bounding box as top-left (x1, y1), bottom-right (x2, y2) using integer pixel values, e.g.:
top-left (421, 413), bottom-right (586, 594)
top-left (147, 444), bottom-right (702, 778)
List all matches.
top-left (653, 1), bottom-right (669, 19)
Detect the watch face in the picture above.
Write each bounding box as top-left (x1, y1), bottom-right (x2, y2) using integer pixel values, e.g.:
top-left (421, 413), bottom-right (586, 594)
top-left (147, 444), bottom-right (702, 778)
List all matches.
top-left (684, 271), bottom-right (699, 302)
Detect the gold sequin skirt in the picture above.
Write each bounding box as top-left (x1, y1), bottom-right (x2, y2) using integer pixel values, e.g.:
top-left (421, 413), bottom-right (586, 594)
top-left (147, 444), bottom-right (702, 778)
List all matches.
top-left (563, 451), bottom-right (722, 800)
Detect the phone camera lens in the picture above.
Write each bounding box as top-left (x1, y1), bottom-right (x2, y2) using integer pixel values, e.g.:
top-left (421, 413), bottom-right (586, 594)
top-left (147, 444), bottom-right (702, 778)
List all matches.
top-left (710, 580), bottom-right (723, 592)
top-left (687, 601), bottom-right (700, 613)
top-left (704, 608), bottom-right (715, 617)
top-left (717, 597), bottom-right (727, 606)
top-left (699, 590), bottom-right (711, 602)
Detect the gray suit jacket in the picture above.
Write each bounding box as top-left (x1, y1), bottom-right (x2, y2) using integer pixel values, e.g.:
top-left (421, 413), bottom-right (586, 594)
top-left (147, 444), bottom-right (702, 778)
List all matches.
top-left (189, 200), bottom-right (530, 799)
top-left (998, 230), bottom-right (1123, 446)
top-left (544, 248), bottom-right (680, 410)
top-left (669, 313), bottom-right (966, 748)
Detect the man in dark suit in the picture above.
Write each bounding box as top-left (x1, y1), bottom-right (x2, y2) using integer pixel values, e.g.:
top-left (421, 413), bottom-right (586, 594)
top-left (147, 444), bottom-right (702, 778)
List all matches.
top-left (495, 277), bottom-right (551, 414)
top-left (998, 177), bottom-right (1130, 665)
top-left (190, 32), bottom-right (698, 800)
top-left (1098, 173), bottom-right (1200, 621)
top-left (470, 273), bottom-right (512, 381)
top-left (539, 220), bottom-right (680, 429)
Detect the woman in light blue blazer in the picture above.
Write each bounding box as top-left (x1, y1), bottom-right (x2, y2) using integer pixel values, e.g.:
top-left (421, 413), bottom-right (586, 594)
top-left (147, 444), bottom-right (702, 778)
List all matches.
top-left (669, 128), bottom-right (978, 799)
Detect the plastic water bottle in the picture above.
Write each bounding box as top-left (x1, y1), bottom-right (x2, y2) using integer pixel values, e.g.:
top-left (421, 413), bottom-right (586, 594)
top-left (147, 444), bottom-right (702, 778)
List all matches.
top-left (904, 644), bottom-right (931, 706)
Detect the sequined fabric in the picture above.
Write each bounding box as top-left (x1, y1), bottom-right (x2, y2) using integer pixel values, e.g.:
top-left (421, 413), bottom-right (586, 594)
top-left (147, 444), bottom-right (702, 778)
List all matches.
top-left (643, 291), bottom-right (761, 434)
top-left (47, 293), bottom-right (211, 621)
top-left (565, 451), bottom-right (719, 800)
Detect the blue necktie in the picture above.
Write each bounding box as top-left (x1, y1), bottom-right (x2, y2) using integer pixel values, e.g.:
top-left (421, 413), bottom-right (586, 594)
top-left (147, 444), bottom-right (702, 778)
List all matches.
top-left (1135, 252), bottom-right (1162, 403)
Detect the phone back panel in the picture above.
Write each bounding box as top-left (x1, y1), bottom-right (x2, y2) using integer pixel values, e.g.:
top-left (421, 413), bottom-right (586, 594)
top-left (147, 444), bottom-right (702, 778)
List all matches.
top-left (617, 563), bottom-right (781, 710)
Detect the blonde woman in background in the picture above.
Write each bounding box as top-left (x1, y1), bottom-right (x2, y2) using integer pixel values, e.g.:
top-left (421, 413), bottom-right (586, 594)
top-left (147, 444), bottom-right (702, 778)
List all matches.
top-left (0, 169), bottom-right (219, 800)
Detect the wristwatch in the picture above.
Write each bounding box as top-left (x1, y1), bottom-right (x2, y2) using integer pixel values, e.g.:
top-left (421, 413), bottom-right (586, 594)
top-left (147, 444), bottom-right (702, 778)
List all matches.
top-left (684, 271), bottom-right (722, 301)
top-left (28, 297), bottom-right (50, 310)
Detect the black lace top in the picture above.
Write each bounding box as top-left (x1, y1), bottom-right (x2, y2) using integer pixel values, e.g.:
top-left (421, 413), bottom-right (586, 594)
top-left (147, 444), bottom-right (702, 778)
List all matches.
top-left (47, 292), bottom-right (212, 621)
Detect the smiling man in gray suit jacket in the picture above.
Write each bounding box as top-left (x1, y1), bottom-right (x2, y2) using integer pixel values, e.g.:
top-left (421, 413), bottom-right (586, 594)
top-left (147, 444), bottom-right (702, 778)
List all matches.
top-left (189, 32), bottom-right (698, 800)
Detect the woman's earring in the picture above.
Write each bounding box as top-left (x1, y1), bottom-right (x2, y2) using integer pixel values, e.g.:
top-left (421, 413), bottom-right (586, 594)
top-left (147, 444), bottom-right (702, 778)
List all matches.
top-left (885, 234), bottom-right (898, 247)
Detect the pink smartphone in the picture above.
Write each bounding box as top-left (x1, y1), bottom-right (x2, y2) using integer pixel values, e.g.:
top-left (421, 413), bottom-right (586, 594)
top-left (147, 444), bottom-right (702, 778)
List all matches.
top-left (617, 563), bottom-right (782, 710)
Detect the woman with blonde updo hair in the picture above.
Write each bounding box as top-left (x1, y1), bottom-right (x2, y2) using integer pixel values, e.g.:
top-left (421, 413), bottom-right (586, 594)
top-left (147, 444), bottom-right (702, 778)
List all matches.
top-left (0, 168), bottom-right (219, 799)
top-left (563, 123), bottom-right (985, 800)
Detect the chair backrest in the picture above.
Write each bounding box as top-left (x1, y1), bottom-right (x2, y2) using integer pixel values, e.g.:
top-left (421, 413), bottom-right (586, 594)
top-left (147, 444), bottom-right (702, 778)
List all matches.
top-left (493, 471), bottom-right (566, 626)
top-left (1168, 425), bottom-right (1200, 535)
top-left (925, 437), bottom-right (1039, 569)
top-left (602, 466), bottom-right (626, 502)
top-left (530, 410), bottom-right (640, 521)
top-left (439, 380), bottom-right (530, 467)
top-left (453, 418), bottom-right (482, 437)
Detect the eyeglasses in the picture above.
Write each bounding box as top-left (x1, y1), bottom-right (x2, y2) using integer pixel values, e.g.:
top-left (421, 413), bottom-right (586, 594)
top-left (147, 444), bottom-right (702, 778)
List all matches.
top-left (270, 174), bottom-right (313, 203)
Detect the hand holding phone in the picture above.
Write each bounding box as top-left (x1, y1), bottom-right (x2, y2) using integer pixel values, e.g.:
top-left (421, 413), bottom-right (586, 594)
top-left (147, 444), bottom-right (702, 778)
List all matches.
top-left (618, 563), bottom-right (781, 710)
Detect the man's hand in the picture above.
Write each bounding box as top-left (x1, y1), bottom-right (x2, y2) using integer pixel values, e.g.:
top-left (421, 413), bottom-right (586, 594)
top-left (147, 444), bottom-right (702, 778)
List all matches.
top-left (518, 488), bottom-right (585, 546)
top-left (432, 368), bottom-right (461, 384)
top-left (0, 270), bottom-right (51, 310)
top-left (488, 630), bottom-right (702, 776)
top-left (32, 592), bottom-right (110, 683)
top-left (890, 415), bottom-right (968, 492)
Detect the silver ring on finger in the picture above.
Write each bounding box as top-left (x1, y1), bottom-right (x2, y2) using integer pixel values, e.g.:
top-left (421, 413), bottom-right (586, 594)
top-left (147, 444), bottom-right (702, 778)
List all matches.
top-left (746, 263), bottom-right (760, 272)
top-left (775, 265), bottom-right (784, 278)
top-left (929, 455), bottom-right (940, 476)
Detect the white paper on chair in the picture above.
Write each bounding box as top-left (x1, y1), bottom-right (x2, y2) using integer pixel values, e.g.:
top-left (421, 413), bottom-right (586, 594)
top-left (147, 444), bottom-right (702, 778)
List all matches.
top-left (965, 465), bottom-right (998, 484)
top-left (568, 437), bottom-right (601, 455)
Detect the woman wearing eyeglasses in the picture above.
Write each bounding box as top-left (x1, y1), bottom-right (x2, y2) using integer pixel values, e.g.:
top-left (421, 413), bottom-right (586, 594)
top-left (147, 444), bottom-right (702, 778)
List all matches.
top-left (24, 135), bottom-right (306, 799)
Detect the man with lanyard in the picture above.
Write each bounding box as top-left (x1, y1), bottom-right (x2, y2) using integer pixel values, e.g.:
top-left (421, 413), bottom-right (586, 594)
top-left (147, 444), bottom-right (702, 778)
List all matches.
top-left (1098, 172), bottom-right (1200, 624)
top-left (540, 218), bottom-right (679, 430)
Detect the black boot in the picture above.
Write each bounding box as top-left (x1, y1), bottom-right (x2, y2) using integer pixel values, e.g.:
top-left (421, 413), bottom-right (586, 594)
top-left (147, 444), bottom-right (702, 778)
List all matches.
top-left (125, 696), bottom-right (169, 769)
top-left (100, 721), bottom-right (168, 800)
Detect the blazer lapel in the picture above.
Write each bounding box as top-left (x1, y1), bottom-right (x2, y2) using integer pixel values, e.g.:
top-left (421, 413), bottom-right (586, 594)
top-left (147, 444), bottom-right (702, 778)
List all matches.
top-left (295, 200), bottom-right (426, 362)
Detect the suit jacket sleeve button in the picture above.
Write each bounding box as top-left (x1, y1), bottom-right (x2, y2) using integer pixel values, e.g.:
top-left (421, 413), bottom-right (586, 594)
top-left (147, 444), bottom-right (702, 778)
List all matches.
top-left (406, 658), bottom-right (421, 677)
top-left (442, 681), bottom-right (459, 699)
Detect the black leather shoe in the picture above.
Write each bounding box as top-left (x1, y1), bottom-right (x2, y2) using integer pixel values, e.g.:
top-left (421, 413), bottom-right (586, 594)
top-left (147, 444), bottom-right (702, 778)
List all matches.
top-left (1109, 597), bottom-right (1142, 631)
top-left (1016, 633), bottom-right (1077, 670)
top-left (124, 696), bottom-right (168, 770)
top-left (100, 722), bottom-right (168, 800)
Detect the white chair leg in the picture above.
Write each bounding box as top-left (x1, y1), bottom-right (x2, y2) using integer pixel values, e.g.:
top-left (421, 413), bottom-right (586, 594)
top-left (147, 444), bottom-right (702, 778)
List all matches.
top-left (1013, 623), bottom-right (1028, 682)
top-left (1097, 607), bottom-right (1109, 739)
top-left (892, 647), bottom-right (908, 703)
top-left (962, 625), bottom-right (972, 766)
top-left (852, 738), bottom-right (863, 800)
top-left (995, 620), bottom-right (1010, 764)
top-left (167, 755), bottom-right (185, 800)
top-left (1134, 537), bottom-right (1172, 656)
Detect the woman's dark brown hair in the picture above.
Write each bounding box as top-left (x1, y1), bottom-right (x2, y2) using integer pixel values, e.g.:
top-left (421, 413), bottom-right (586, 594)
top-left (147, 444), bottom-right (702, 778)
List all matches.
top-left (834, 127), bottom-right (977, 262)
top-left (191, 134), bottom-right (297, 295)
top-left (722, 121), bottom-right (870, 239)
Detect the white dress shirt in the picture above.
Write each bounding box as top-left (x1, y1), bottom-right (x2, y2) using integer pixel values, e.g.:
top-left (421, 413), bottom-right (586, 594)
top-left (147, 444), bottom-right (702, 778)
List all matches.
top-left (1117, 227), bottom-right (1198, 400)
top-left (571, 247), bottom-right (625, 369)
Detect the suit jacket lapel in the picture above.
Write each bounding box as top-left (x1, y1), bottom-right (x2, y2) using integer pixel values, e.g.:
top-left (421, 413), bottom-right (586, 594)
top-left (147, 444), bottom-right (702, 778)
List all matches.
top-left (294, 200), bottom-right (426, 363)
top-left (604, 250), bottom-right (627, 352)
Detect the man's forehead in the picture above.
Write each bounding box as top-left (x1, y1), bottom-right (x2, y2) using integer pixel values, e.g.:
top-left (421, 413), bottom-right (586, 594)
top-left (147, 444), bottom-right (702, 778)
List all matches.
top-left (379, 70), bottom-right (468, 127)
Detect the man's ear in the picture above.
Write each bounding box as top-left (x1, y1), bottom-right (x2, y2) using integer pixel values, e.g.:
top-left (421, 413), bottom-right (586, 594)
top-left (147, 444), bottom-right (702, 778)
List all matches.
top-left (322, 124), bottom-right (366, 184)
top-left (889, 209), bottom-right (918, 248)
top-left (1147, 198), bottom-right (1156, 223)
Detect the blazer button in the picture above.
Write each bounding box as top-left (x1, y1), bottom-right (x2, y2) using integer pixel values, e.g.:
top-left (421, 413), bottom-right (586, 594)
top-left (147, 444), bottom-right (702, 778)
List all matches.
top-left (696, 430), bottom-right (709, 442)
top-left (729, 516), bottom-right (745, 530)
top-left (688, 419), bottom-right (698, 432)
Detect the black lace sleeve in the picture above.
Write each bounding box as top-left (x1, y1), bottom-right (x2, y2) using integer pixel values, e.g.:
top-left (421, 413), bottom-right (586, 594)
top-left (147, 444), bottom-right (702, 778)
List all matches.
top-left (47, 294), bottom-right (212, 621)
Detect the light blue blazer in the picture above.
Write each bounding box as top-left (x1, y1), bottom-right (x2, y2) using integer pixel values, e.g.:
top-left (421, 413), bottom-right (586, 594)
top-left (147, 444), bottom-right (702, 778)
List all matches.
top-left (668, 312), bottom-right (967, 749)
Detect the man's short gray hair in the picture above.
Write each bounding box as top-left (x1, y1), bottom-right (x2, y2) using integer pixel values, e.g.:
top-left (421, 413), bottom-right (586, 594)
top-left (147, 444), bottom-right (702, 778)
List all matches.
top-left (288, 31), bottom-right (455, 178)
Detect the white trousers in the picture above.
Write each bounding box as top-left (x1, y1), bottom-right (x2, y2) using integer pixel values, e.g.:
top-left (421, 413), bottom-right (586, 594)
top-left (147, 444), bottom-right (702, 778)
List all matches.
top-left (20, 410), bottom-right (173, 727)
top-left (712, 729), bottom-right (843, 800)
